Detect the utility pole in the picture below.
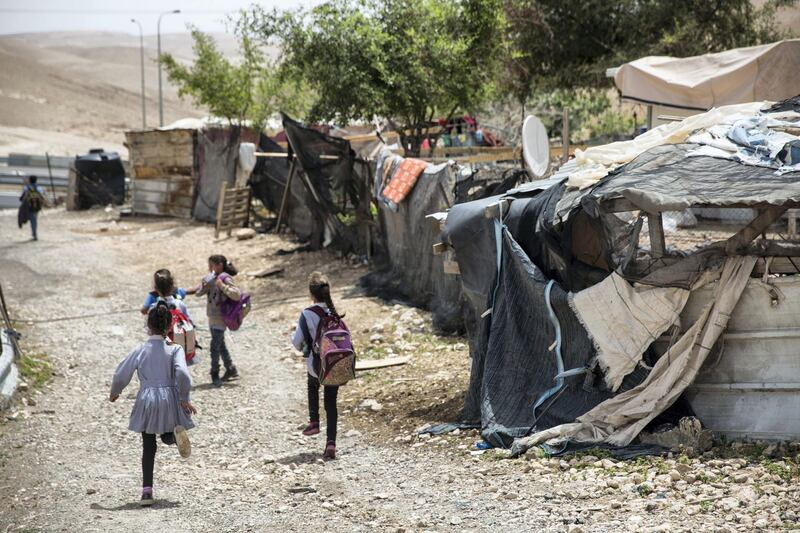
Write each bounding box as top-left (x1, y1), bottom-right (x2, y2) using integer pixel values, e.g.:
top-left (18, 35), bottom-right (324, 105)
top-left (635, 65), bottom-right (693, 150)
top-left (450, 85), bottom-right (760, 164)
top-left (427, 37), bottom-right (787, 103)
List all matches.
top-left (131, 18), bottom-right (146, 129)
top-left (157, 9), bottom-right (181, 127)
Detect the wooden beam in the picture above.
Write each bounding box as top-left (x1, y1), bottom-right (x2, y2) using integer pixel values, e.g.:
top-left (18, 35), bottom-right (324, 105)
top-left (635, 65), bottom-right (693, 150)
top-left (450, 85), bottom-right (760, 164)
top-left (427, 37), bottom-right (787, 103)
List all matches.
top-left (443, 260), bottom-right (461, 275)
top-left (214, 183), bottom-right (227, 239)
top-left (275, 160), bottom-right (296, 233)
top-left (484, 198), bottom-right (512, 219)
top-left (743, 240), bottom-right (800, 257)
top-left (432, 242), bottom-right (449, 255)
top-left (753, 256), bottom-right (800, 275)
top-left (647, 212), bottom-right (665, 258)
top-left (355, 356), bottom-right (409, 371)
top-left (725, 207), bottom-right (788, 255)
top-left (788, 209), bottom-right (798, 237)
top-left (602, 198), bottom-right (800, 214)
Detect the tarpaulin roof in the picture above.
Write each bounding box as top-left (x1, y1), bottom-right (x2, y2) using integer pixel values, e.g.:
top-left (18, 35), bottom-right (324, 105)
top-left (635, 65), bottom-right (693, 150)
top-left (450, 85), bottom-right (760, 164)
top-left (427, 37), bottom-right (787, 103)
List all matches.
top-left (613, 40), bottom-right (800, 110)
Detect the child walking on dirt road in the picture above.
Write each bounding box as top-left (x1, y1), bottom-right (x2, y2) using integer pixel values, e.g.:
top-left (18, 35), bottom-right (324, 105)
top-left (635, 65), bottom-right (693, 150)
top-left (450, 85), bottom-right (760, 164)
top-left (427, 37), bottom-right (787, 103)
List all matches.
top-left (194, 255), bottom-right (241, 387)
top-left (292, 272), bottom-right (342, 459)
top-left (109, 303), bottom-right (196, 506)
top-left (140, 268), bottom-right (191, 321)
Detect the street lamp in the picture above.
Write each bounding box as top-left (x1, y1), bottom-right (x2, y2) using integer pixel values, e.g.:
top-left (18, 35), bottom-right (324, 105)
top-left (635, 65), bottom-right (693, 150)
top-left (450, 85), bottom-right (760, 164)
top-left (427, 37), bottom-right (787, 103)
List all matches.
top-left (157, 9), bottom-right (181, 127)
top-left (130, 18), bottom-right (146, 129)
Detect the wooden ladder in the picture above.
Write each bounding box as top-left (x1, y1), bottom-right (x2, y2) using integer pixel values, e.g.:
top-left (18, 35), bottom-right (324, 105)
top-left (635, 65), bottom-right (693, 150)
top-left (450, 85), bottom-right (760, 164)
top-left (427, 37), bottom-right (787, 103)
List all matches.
top-left (215, 184), bottom-right (251, 238)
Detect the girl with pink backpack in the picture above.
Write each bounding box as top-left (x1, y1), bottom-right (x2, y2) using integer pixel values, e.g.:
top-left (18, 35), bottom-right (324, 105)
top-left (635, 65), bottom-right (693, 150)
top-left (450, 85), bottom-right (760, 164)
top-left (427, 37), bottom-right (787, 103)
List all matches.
top-left (193, 255), bottom-right (243, 388)
top-left (291, 272), bottom-right (354, 460)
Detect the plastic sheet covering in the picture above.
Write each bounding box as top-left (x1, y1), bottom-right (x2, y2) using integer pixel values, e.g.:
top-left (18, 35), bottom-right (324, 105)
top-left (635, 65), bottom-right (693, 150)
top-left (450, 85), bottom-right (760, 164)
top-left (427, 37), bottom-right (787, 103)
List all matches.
top-left (511, 256), bottom-right (756, 454)
top-left (73, 150), bottom-right (126, 209)
top-left (194, 128), bottom-right (246, 222)
top-left (580, 143), bottom-right (800, 214)
top-left (613, 40), bottom-right (800, 110)
top-left (249, 135), bottom-right (321, 244)
top-left (462, 229), bottom-right (649, 448)
top-left (365, 161), bottom-right (465, 332)
top-left (282, 114), bottom-right (371, 253)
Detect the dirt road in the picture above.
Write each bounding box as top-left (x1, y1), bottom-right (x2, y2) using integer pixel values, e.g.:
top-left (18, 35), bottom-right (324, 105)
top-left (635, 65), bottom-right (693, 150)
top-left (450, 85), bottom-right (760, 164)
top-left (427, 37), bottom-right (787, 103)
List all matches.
top-left (0, 208), bottom-right (795, 533)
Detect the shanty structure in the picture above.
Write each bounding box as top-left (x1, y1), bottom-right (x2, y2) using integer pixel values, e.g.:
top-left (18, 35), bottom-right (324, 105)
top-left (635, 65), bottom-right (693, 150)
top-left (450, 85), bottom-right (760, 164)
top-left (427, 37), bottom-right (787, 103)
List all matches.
top-left (248, 114), bottom-right (525, 331)
top-left (435, 98), bottom-right (800, 450)
top-left (125, 122), bottom-right (258, 221)
top-left (610, 39), bottom-right (800, 127)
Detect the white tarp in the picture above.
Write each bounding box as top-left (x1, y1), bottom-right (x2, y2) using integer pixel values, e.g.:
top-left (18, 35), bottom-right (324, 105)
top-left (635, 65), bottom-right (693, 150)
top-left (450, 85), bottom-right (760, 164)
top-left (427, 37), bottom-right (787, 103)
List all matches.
top-left (570, 273), bottom-right (690, 392)
top-left (614, 39), bottom-right (800, 110)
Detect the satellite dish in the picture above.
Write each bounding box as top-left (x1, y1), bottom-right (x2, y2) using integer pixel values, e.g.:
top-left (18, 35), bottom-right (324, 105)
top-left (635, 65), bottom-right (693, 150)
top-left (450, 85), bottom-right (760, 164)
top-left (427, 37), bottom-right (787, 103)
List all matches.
top-left (522, 115), bottom-right (550, 177)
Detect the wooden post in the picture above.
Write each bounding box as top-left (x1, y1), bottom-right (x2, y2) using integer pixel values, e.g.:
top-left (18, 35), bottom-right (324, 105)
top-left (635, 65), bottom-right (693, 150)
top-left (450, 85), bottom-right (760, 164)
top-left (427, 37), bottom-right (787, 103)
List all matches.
top-left (647, 212), bottom-right (666, 258)
top-left (45, 152), bottom-right (56, 203)
top-left (788, 209), bottom-right (798, 237)
top-left (725, 206), bottom-right (788, 255)
top-left (275, 159), bottom-right (296, 233)
top-left (562, 109), bottom-right (570, 164)
top-left (214, 183), bottom-right (227, 239)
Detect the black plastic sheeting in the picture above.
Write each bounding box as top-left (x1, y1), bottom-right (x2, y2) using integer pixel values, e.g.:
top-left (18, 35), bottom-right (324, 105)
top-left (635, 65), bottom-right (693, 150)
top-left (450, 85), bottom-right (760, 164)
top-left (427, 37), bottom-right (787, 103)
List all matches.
top-left (282, 114), bottom-right (372, 254)
top-left (461, 227), bottom-right (649, 448)
top-left (363, 163), bottom-right (467, 332)
top-left (580, 143), bottom-right (800, 214)
top-left (249, 135), bottom-right (322, 244)
top-left (73, 149), bottom-right (125, 209)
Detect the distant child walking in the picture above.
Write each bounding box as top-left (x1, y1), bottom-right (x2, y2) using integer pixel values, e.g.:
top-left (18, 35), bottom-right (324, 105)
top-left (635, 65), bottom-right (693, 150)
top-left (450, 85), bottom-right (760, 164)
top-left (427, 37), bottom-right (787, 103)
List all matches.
top-left (140, 268), bottom-right (192, 322)
top-left (194, 255), bottom-right (241, 387)
top-left (18, 175), bottom-right (47, 241)
top-left (109, 303), bottom-right (196, 506)
top-left (292, 272), bottom-right (343, 459)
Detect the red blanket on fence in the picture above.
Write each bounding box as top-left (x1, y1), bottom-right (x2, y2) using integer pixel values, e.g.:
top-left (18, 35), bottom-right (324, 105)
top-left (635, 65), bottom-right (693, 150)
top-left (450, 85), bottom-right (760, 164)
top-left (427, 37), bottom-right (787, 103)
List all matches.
top-left (382, 158), bottom-right (428, 205)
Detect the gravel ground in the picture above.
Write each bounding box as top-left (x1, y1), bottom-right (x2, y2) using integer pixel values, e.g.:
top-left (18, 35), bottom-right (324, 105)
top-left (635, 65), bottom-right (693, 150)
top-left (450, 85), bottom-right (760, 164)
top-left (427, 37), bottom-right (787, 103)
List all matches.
top-left (1, 207), bottom-right (799, 533)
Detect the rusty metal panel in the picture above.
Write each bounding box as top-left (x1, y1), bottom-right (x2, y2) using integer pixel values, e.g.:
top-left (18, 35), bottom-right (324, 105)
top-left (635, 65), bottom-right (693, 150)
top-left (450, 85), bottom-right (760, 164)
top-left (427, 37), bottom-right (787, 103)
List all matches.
top-left (663, 275), bottom-right (800, 440)
top-left (132, 177), bottom-right (194, 218)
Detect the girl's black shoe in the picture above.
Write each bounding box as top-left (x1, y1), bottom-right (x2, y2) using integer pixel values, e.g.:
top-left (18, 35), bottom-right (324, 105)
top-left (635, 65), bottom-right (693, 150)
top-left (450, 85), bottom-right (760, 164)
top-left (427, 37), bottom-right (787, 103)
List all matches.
top-left (222, 366), bottom-right (239, 381)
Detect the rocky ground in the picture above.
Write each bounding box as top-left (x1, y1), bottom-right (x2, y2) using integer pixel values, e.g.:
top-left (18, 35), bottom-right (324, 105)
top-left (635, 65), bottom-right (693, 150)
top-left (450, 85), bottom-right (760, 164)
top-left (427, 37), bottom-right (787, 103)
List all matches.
top-left (1, 207), bottom-right (799, 532)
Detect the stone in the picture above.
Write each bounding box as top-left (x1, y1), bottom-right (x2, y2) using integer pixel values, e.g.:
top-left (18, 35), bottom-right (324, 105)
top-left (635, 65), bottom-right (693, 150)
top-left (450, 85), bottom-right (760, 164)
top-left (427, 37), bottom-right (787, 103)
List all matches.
top-left (567, 526), bottom-right (584, 533)
top-left (450, 516), bottom-right (462, 525)
top-left (733, 473), bottom-right (748, 484)
top-left (638, 417), bottom-right (712, 453)
top-left (754, 518), bottom-right (768, 529)
top-left (719, 497), bottom-right (740, 511)
top-left (600, 459), bottom-right (616, 470)
top-left (359, 399), bottom-right (383, 412)
top-left (234, 228), bottom-right (257, 240)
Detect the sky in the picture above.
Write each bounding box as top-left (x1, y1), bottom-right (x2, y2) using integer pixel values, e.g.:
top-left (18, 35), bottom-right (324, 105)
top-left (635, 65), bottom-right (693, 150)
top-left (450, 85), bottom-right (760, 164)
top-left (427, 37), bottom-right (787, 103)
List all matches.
top-left (0, 0), bottom-right (320, 36)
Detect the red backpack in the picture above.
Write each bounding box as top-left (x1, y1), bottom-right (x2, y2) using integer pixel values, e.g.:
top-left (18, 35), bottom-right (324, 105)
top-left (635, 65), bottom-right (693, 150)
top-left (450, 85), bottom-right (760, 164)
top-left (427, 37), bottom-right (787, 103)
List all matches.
top-left (154, 297), bottom-right (198, 365)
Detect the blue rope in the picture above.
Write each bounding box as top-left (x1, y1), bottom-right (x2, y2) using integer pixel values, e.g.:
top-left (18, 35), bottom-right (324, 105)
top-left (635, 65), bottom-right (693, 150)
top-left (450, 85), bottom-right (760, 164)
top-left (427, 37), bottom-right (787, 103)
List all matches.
top-left (533, 280), bottom-right (565, 415)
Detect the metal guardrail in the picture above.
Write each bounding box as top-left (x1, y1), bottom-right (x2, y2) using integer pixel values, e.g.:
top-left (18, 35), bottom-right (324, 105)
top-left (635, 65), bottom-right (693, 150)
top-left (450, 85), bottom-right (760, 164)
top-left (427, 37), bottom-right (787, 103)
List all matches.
top-left (0, 284), bottom-right (20, 410)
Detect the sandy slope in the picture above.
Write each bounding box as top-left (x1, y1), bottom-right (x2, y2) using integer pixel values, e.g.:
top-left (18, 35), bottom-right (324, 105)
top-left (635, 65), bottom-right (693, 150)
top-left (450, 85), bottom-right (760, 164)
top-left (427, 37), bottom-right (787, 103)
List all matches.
top-left (0, 31), bottom-right (241, 157)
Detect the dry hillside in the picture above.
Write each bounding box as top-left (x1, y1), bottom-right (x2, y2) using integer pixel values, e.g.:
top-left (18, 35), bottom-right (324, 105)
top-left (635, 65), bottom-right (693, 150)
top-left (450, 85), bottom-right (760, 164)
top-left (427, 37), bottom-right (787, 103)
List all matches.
top-left (0, 31), bottom-right (239, 157)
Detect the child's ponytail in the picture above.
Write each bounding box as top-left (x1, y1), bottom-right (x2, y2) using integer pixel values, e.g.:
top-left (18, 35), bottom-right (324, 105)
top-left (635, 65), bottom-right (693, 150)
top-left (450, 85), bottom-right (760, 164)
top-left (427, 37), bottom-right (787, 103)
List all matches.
top-left (308, 271), bottom-right (342, 318)
top-left (209, 254), bottom-right (238, 276)
top-left (148, 302), bottom-right (172, 337)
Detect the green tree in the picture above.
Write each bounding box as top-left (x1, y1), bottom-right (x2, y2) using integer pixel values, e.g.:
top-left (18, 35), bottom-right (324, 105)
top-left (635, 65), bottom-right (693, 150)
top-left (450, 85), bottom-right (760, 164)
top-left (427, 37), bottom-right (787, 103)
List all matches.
top-left (241, 0), bottom-right (504, 155)
top-left (161, 28), bottom-right (312, 129)
top-left (501, 0), bottom-right (797, 97)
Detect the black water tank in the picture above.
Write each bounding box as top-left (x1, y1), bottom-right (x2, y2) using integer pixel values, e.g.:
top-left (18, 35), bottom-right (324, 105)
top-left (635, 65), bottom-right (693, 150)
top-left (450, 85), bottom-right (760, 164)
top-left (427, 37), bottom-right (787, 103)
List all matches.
top-left (74, 148), bottom-right (126, 209)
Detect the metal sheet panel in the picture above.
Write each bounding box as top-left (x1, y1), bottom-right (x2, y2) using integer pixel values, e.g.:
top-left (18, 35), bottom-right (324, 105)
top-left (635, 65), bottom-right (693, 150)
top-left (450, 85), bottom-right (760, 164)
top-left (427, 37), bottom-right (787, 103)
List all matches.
top-left (667, 275), bottom-right (800, 440)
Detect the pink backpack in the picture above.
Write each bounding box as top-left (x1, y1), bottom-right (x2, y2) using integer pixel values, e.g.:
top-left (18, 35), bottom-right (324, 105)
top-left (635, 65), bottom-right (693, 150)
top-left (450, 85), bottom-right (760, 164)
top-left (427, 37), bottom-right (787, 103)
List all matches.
top-left (217, 273), bottom-right (251, 331)
top-left (307, 306), bottom-right (356, 386)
